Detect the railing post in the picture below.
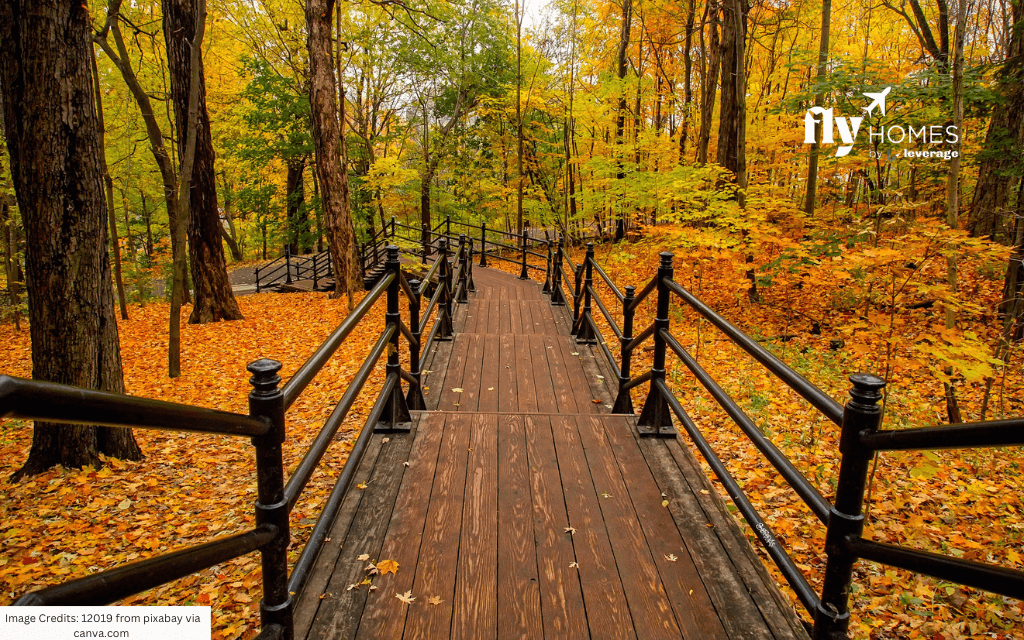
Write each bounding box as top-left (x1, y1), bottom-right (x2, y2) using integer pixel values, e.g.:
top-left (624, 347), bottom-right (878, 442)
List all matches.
top-left (637, 252), bottom-right (676, 437)
top-left (574, 243), bottom-right (596, 343)
top-left (550, 240), bottom-right (565, 306)
top-left (519, 229), bottom-right (529, 280)
top-left (390, 216), bottom-right (396, 241)
top-left (457, 234), bottom-right (469, 303)
top-left (406, 279), bottom-right (426, 410)
top-left (542, 237), bottom-right (552, 294)
top-left (438, 239), bottom-right (454, 340)
top-left (378, 245), bottom-right (412, 432)
top-left (312, 253), bottom-right (319, 290)
top-left (612, 285), bottom-right (635, 414)
top-left (446, 215), bottom-right (451, 239)
top-left (813, 373), bottom-right (885, 640)
top-left (421, 222), bottom-right (429, 264)
top-left (325, 247), bottom-right (333, 278)
top-left (479, 222), bottom-right (488, 267)
top-left (247, 358), bottom-right (293, 639)
top-left (255, 266), bottom-right (261, 294)
top-left (285, 246), bottom-right (293, 285)
top-left (467, 238), bottom-right (476, 292)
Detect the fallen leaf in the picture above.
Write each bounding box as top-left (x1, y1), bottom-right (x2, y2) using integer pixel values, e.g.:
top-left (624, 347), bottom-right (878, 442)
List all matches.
top-left (452, 387), bottom-right (464, 393)
top-left (427, 596), bottom-right (443, 606)
top-left (569, 562), bottom-right (579, 568)
top-left (665, 554), bottom-right (678, 562)
top-left (382, 437), bottom-right (390, 443)
top-left (662, 500), bottom-right (670, 508)
top-left (365, 563), bottom-right (379, 575)
top-left (396, 590), bottom-right (415, 604)
top-left (117, 498), bottom-right (132, 510)
top-left (356, 482), bottom-right (368, 490)
top-left (564, 526), bottom-right (577, 535)
top-left (377, 559), bottom-right (399, 575)
top-left (357, 554), bottom-right (370, 562)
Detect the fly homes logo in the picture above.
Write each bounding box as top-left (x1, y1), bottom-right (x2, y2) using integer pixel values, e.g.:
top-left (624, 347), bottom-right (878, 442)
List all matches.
top-left (803, 86), bottom-right (960, 159)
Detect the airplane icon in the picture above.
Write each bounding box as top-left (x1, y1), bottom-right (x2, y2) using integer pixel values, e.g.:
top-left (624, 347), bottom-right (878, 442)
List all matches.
top-left (862, 87), bottom-right (891, 116)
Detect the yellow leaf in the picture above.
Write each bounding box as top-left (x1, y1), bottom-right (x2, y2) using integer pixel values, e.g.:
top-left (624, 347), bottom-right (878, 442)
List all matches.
top-left (377, 559), bottom-right (399, 575)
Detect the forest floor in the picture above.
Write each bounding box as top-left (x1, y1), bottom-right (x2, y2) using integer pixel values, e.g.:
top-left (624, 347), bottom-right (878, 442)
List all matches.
top-left (1, 221), bottom-right (1022, 640)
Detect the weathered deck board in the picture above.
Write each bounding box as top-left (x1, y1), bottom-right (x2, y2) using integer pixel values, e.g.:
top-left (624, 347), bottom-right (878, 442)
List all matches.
top-left (299, 265), bottom-right (809, 640)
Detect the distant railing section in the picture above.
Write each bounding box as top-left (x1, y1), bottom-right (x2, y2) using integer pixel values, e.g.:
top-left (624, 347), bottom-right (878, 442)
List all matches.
top-left (254, 247), bottom-right (333, 293)
top-left (2, 243), bottom-right (475, 640)
top-left (559, 243), bottom-right (1024, 639)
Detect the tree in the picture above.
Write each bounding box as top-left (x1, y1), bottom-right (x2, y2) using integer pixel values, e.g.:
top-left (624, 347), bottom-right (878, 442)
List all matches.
top-left (0, 0), bottom-right (142, 478)
top-left (306, 0), bottom-right (358, 305)
top-left (803, 0), bottom-right (831, 215)
top-left (162, 0), bottom-right (243, 324)
top-left (697, 0), bottom-right (720, 165)
top-left (716, 0), bottom-right (747, 205)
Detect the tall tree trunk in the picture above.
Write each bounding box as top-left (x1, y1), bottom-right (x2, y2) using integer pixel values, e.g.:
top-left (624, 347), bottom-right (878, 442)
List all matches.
top-left (717, 0), bottom-right (747, 205)
top-left (803, 0), bottom-right (831, 215)
top-left (306, 0), bottom-right (356, 309)
top-left (679, 0), bottom-right (696, 163)
top-left (969, 0), bottom-right (1023, 240)
top-left (0, 194), bottom-right (22, 331)
top-left (613, 0), bottom-right (633, 241)
top-left (943, 0), bottom-right (968, 424)
top-left (162, 0), bottom-right (242, 324)
top-left (697, 0), bottom-right (720, 165)
top-left (286, 158), bottom-right (307, 255)
top-left (1, 0), bottom-right (142, 478)
top-left (515, 0), bottom-right (525, 239)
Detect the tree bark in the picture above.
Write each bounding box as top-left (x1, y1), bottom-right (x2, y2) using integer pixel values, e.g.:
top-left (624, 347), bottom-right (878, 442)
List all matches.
top-left (0, 194), bottom-right (22, 330)
top-left (162, 0), bottom-right (242, 324)
top-left (717, 0), bottom-right (748, 205)
top-left (613, 0), bottom-right (633, 241)
top-left (306, 0), bottom-right (357, 308)
top-left (286, 158), bottom-right (308, 255)
top-left (0, 0), bottom-right (142, 478)
top-left (697, 0), bottom-right (720, 165)
top-left (803, 0), bottom-right (831, 215)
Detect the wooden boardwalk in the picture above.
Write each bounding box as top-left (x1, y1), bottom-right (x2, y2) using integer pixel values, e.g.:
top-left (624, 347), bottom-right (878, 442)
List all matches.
top-left (295, 267), bottom-right (809, 640)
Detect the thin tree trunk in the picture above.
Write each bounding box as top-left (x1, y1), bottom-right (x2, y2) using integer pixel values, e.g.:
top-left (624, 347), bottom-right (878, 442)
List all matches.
top-left (697, 0), bottom-right (720, 165)
top-left (0, 195), bottom-right (22, 330)
top-left (679, 0), bottom-right (696, 162)
top-left (717, 0), bottom-right (747, 203)
top-left (286, 158), bottom-right (307, 255)
top-left (803, 0), bottom-right (831, 215)
top-left (1, 0), bottom-right (141, 478)
top-left (613, 0), bottom-right (633, 241)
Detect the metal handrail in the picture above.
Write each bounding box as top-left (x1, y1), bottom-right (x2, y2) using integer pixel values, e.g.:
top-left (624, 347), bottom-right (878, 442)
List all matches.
top-left (587, 285), bottom-right (623, 341)
top-left (0, 376), bottom-right (268, 437)
top-left (589, 258), bottom-right (624, 302)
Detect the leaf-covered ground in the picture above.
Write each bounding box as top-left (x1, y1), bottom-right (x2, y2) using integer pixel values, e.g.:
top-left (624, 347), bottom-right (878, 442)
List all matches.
top-left (0, 291), bottom-right (391, 639)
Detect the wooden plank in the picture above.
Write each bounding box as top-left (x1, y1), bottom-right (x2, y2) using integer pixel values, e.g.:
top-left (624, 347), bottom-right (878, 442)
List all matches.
top-left (523, 415), bottom-right (588, 640)
top-left (553, 335), bottom-right (599, 415)
top-left (663, 438), bottom-right (809, 640)
top-left (548, 416), bottom-right (636, 640)
top-left (452, 413), bottom-right (499, 640)
top-left (457, 335), bottom-right (484, 412)
top-left (541, 334), bottom-right (579, 414)
top-left (496, 414), bottom-right (542, 640)
top-left (530, 335), bottom-right (558, 414)
top-left (513, 335), bottom-right (539, 414)
top-left (599, 417), bottom-right (731, 639)
top-left (498, 299), bottom-right (512, 334)
top-left (437, 334), bottom-right (471, 411)
top-left (497, 334), bottom-right (518, 413)
top-left (509, 299), bottom-right (524, 336)
top-left (355, 413), bottom-right (447, 640)
top-left (294, 434), bottom-right (386, 639)
top-left (476, 335), bottom-right (500, 413)
top-left (403, 413), bottom-right (473, 640)
top-left (304, 425), bottom-right (418, 640)
top-left (573, 414), bottom-right (683, 640)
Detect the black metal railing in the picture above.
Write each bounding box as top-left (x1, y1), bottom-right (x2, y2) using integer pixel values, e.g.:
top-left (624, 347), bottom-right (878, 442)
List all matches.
top-left (565, 247), bottom-right (1024, 639)
top-left (254, 247), bottom-right (333, 293)
top-left (1, 243), bottom-right (474, 640)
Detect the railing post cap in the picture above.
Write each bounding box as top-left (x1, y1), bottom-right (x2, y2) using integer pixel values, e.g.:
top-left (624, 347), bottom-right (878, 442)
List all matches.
top-left (586, 241), bottom-right (594, 251)
top-left (625, 285), bottom-right (636, 296)
top-left (659, 251), bottom-right (674, 265)
top-left (848, 373), bottom-right (885, 401)
top-left (410, 278), bottom-right (421, 293)
top-left (386, 244), bottom-right (400, 259)
top-left (247, 359), bottom-right (283, 394)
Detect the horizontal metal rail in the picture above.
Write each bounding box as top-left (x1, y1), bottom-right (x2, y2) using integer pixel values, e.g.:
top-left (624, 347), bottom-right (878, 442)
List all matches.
top-left (0, 375), bottom-right (268, 437)
top-left (283, 324), bottom-right (395, 510)
top-left (661, 329), bottom-right (831, 524)
top-left (398, 270), bottom-right (416, 301)
top-left (844, 535), bottom-right (1024, 600)
top-left (625, 322), bottom-right (655, 354)
top-left (282, 273), bottom-right (394, 409)
top-left (399, 319), bottom-right (418, 349)
top-left (420, 282), bottom-right (445, 333)
top-left (420, 308), bottom-right (446, 357)
top-left (14, 525), bottom-right (277, 606)
top-left (585, 313), bottom-right (620, 374)
top-left (627, 275), bottom-right (657, 313)
top-left (622, 369), bottom-right (653, 392)
top-left (590, 259), bottom-right (624, 302)
top-left (860, 417), bottom-right (1024, 451)
top-left (664, 278), bottom-right (844, 425)
top-left (587, 285), bottom-right (623, 341)
top-left (655, 378), bottom-right (822, 614)
top-left (287, 373), bottom-right (399, 595)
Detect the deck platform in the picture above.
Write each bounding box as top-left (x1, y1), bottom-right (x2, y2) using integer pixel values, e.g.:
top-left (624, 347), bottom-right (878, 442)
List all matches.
top-left (294, 266), bottom-right (809, 640)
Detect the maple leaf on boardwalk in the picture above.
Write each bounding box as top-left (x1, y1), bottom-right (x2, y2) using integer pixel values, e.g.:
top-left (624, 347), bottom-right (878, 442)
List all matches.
top-left (569, 562), bottom-right (579, 569)
top-left (395, 590), bottom-right (415, 604)
top-left (427, 595), bottom-right (443, 606)
top-left (365, 563), bottom-right (379, 575)
top-left (451, 387), bottom-right (463, 393)
top-left (564, 526), bottom-right (577, 535)
top-left (376, 559), bottom-right (399, 575)
top-left (357, 554), bottom-right (370, 562)
top-left (665, 554), bottom-right (678, 562)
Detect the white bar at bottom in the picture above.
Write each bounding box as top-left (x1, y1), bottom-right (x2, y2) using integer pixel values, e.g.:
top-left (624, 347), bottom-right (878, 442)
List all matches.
top-left (0, 607), bottom-right (211, 640)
